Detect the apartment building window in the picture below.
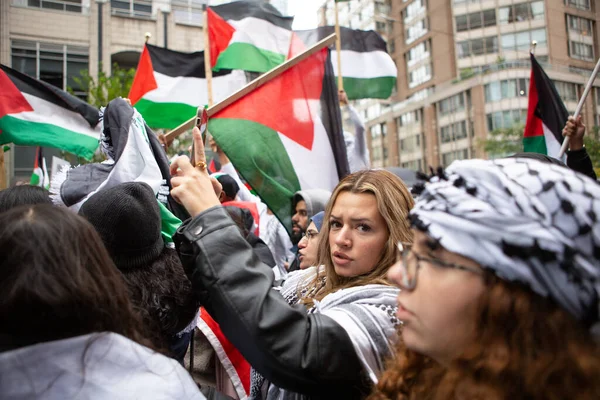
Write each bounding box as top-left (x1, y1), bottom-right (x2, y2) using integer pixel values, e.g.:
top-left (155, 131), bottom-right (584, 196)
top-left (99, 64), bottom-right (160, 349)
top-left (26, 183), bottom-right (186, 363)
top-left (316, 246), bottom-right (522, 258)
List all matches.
top-left (439, 93), bottom-right (465, 115)
top-left (567, 15), bottom-right (593, 36)
top-left (455, 9), bottom-right (496, 32)
top-left (111, 0), bottom-right (152, 19)
top-left (401, 160), bottom-right (422, 170)
top-left (555, 81), bottom-right (578, 102)
top-left (409, 63), bottom-right (432, 88)
top-left (11, 40), bottom-right (89, 98)
top-left (501, 28), bottom-right (546, 51)
top-left (371, 124), bottom-right (382, 139)
top-left (457, 36), bottom-right (498, 58)
top-left (397, 110), bottom-right (421, 127)
top-left (570, 41), bottom-right (594, 61)
top-left (440, 121), bottom-right (468, 143)
top-left (564, 0), bottom-right (590, 11)
top-left (498, 1), bottom-right (544, 24)
top-left (400, 135), bottom-right (421, 152)
top-left (403, 0), bottom-right (425, 23)
top-left (406, 40), bottom-right (430, 66)
top-left (25, 0), bottom-right (82, 13)
top-left (485, 78), bottom-right (529, 102)
top-left (442, 149), bottom-right (469, 167)
top-left (486, 109), bottom-right (527, 131)
top-left (405, 18), bottom-right (428, 44)
top-left (172, 0), bottom-right (205, 26)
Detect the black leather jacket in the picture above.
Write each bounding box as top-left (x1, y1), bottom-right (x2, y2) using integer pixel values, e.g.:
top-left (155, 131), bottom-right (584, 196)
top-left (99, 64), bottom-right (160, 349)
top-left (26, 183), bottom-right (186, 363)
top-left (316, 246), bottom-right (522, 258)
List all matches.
top-left (175, 206), bottom-right (369, 398)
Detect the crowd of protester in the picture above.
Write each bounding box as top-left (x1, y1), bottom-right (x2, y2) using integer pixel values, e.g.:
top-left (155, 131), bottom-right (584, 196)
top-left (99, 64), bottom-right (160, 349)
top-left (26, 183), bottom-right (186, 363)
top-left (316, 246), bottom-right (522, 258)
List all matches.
top-left (0, 98), bottom-right (599, 400)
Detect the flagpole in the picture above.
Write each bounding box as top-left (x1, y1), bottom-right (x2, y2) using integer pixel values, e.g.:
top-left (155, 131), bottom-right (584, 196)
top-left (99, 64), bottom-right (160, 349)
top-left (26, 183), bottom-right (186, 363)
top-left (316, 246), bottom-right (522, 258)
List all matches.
top-left (0, 147), bottom-right (6, 190)
top-left (204, 9), bottom-right (214, 107)
top-left (165, 33), bottom-right (338, 142)
top-left (558, 56), bottom-right (600, 158)
top-left (334, 0), bottom-right (344, 91)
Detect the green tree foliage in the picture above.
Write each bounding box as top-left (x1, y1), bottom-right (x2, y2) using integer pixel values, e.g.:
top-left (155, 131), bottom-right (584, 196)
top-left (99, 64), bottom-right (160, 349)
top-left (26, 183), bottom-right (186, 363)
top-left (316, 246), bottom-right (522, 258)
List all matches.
top-left (68, 63), bottom-right (136, 108)
top-left (479, 125), bottom-right (600, 174)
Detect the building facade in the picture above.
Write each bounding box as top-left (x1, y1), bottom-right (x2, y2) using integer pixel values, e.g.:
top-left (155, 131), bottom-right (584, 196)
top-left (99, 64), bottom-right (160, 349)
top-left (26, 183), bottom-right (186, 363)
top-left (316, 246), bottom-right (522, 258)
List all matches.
top-left (1, 0), bottom-right (207, 184)
top-left (343, 0), bottom-right (600, 169)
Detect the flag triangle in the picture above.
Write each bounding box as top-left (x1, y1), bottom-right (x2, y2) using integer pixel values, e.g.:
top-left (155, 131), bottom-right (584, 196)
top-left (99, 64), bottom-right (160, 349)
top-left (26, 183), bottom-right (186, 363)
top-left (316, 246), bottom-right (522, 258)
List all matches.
top-left (0, 69), bottom-right (34, 119)
top-left (129, 46), bottom-right (158, 105)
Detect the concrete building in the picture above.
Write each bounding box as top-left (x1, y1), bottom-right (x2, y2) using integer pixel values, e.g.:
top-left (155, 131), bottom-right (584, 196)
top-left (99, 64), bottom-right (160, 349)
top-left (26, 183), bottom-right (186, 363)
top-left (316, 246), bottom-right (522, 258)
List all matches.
top-left (1, 0), bottom-right (207, 184)
top-left (332, 0), bottom-right (600, 169)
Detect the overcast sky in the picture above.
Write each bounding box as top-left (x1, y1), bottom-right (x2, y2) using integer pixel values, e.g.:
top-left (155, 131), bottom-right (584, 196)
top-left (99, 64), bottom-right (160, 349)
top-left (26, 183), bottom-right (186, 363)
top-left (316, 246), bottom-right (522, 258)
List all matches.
top-left (289, 0), bottom-right (322, 30)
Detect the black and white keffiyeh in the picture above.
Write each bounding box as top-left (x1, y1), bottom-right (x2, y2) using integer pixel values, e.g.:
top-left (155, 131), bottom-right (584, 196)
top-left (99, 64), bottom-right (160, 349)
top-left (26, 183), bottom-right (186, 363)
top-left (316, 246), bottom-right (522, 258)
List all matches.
top-left (411, 158), bottom-right (600, 323)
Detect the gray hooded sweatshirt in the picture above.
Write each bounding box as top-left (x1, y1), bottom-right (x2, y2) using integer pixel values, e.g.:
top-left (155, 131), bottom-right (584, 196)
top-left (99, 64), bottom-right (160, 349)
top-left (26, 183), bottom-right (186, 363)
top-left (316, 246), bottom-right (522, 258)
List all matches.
top-left (292, 189), bottom-right (331, 220)
top-left (0, 332), bottom-right (205, 400)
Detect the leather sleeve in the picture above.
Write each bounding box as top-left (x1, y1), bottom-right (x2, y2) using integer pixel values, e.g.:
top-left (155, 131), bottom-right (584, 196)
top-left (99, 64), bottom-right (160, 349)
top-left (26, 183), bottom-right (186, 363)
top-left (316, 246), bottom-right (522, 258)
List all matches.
top-left (175, 206), bottom-right (367, 396)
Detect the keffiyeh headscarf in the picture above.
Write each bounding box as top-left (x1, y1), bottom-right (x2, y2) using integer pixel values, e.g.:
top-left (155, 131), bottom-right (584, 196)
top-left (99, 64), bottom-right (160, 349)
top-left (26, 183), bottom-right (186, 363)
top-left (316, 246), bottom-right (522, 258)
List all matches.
top-left (411, 158), bottom-right (600, 323)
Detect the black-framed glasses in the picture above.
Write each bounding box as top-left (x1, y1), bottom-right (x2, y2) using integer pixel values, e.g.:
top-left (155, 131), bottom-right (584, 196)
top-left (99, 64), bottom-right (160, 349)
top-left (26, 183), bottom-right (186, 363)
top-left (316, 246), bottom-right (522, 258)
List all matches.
top-left (396, 242), bottom-right (484, 290)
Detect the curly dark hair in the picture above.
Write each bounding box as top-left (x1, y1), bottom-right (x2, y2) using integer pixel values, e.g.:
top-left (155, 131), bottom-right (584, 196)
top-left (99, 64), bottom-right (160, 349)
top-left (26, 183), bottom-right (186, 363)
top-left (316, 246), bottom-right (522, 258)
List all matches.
top-left (119, 247), bottom-right (199, 351)
top-left (370, 276), bottom-right (600, 400)
top-left (0, 205), bottom-right (155, 352)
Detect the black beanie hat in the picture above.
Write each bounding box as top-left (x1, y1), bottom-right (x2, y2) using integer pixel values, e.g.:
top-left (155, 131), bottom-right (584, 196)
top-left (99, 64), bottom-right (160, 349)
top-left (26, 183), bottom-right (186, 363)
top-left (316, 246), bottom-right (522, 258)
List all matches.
top-left (79, 182), bottom-right (164, 270)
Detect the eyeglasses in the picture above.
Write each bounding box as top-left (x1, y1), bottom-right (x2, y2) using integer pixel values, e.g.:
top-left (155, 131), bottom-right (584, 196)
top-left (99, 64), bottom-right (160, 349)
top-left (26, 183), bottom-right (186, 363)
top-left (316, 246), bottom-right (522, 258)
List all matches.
top-left (395, 242), bottom-right (484, 290)
top-left (304, 230), bottom-right (319, 241)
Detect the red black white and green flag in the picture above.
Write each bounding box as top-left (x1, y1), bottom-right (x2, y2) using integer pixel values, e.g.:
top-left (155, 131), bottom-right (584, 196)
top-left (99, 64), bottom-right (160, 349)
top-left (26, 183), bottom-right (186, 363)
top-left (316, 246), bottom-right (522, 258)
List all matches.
top-left (30, 146), bottom-right (49, 189)
top-left (209, 48), bottom-right (349, 232)
top-left (523, 54), bottom-right (568, 158)
top-left (208, 1), bottom-right (293, 73)
top-left (0, 64), bottom-right (101, 159)
top-left (128, 44), bottom-right (246, 129)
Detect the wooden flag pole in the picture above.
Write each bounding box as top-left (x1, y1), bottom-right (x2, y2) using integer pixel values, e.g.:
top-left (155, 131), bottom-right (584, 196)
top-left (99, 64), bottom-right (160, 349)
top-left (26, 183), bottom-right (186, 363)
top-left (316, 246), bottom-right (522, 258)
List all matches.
top-left (204, 10), bottom-right (214, 107)
top-left (165, 33), bottom-right (337, 142)
top-left (0, 146), bottom-right (6, 190)
top-left (558, 56), bottom-right (600, 158)
top-left (334, 1), bottom-right (343, 91)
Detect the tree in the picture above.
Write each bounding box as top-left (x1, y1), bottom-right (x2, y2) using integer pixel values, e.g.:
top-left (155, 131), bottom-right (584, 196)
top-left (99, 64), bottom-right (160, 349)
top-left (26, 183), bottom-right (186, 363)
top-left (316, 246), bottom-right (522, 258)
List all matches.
top-left (479, 124), bottom-right (600, 175)
top-left (68, 63), bottom-right (136, 108)
top-left (478, 125), bottom-right (524, 158)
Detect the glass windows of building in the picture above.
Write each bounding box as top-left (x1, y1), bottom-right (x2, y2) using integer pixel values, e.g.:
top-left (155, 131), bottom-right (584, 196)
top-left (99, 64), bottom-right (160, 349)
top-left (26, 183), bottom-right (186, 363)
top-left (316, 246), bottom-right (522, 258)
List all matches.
top-left (400, 135), bottom-right (421, 152)
top-left (555, 81), bottom-right (579, 102)
top-left (25, 0), bottom-right (82, 13)
top-left (484, 78), bottom-right (529, 102)
top-left (11, 40), bottom-right (89, 98)
top-left (455, 9), bottom-right (496, 32)
top-left (501, 28), bottom-right (546, 52)
top-left (401, 159), bottom-right (422, 170)
top-left (457, 36), bottom-right (498, 58)
top-left (498, 1), bottom-right (544, 24)
top-left (442, 149), bottom-right (469, 167)
top-left (567, 15), bottom-right (593, 35)
top-left (172, 0), bottom-right (205, 26)
top-left (440, 121), bottom-right (468, 143)
top-left (564, 0), bottom-right (590, 11)
top-left (403, 0), bottom-right (425, 23)
top-left (406, 40), bottom-right (430, 66)
top-left (405, 18), bottom-right (428, 45)
top-left (408, 63), bottom-right (432, 88)
top-left (397, 110), bottom-right (421, 127)
top-left (486, 109), bottom-right (527, 131)
top-left (111, 0), bottom-right (152, 18)
top-left (439, 93), bottom-right (465, 115)
top-left (570, 41), bottom-right (594, 61)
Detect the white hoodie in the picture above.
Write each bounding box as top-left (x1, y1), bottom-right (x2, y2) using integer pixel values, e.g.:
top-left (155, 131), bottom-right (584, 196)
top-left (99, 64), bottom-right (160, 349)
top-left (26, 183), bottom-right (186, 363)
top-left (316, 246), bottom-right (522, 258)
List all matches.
top-left (0, 332), bottom-right (205, 400)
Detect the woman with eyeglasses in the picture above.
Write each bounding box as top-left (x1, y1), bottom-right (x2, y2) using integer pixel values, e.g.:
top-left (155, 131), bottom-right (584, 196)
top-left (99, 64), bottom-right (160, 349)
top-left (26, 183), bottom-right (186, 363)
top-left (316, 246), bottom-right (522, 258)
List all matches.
top-left (371, 158), bottom-right (600, 400)
top-left (296, 211), bottom-right (325, 270)
top-left (169, 127), bottom-right (414, 399)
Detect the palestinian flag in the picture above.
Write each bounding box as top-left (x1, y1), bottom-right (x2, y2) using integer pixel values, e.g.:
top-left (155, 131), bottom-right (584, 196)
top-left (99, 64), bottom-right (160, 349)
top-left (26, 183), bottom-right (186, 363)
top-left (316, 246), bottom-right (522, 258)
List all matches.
top-left (523, 54), bottom-right (568, 158)
top-left (0, 64), bottom-right (100, 159)
top-left (208, 1), bottom-right (293, 73)
top-left (128, 44), bottom-right (246, 129)
top-left (209, 47), bottom-right (349, 232)
top-left (197, 309), bottom-right (250, 400)
top-left (51, 98), bottom-right (188, 243)
top-left (30, 147), bottom-right (50, 189)
top-left (293, 27), bottom-right (397, 100)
